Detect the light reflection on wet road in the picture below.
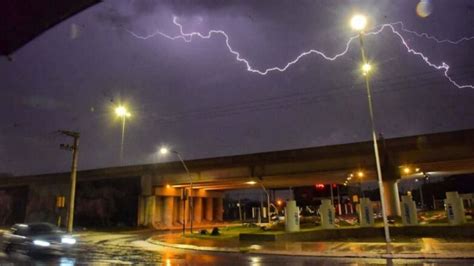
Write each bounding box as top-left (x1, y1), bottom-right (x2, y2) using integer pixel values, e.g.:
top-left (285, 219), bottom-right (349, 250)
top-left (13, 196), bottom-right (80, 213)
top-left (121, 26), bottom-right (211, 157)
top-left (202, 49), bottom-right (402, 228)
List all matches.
top-left (1, 232), bottom-right (473, 265)
top-left (3, 246), bottom-right (474, 265)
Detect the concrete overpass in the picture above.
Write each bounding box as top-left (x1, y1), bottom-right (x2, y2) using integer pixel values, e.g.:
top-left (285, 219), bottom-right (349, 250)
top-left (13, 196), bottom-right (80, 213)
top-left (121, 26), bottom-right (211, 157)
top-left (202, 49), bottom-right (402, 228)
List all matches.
top-left (1, 128), bottom-right (473, 228)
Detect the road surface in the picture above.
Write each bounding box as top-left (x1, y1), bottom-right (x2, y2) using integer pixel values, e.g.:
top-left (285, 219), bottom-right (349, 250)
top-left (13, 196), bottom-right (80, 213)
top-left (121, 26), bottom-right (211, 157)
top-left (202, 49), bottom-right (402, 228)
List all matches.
top-left (1, 230), bottom-right (473, 265)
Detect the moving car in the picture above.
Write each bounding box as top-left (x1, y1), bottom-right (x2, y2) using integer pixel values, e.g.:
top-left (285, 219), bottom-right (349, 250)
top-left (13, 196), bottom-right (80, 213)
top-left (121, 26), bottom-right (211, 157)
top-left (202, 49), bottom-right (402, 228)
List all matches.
top-left (1, 223), bottom-right (77, 255)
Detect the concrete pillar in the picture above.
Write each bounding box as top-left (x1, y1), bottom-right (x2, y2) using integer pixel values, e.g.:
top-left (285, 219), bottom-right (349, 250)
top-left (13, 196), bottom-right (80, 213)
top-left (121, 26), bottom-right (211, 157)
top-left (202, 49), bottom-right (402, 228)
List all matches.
top-left (401, 195), bottom-right (418, 226)
top-left (179, 198), bottom-right (185, 225)
top-left (140, 175), bottom-right (153, 196)
top-left (144, 196), bottom-right (156, 226)
top-left (445, 191), bottom-right (466, 225)
top-left (154, 197), bottom-right (162, 224)
top-left (163, 196), bottom-right (174, 227)
top-left (214, 198), bottom-right (224, 222)
top-left (173, 197), bottom-right (179, 224)
top-left (319, 199), bottom-right (335, 228)
top-left (383, 179), bottom-right (401, 217)
top-left (358, 198), bottom-right (375, 227)
top-left (285, 200), bottom-right (300, 232)
top-left (194, 197), bottom-right (203, 224)
top-left (137, 196), bottom-right (145, 226)
top-left (205, 197), bottom-right (213, 222)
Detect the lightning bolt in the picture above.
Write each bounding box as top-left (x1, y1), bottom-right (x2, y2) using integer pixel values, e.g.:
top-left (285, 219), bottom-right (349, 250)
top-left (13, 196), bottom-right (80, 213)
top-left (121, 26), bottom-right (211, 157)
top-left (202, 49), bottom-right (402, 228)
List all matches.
top-left (395, 22), bottom-right (474, 45)
top-left (128, 17), bottom-right (474, 89)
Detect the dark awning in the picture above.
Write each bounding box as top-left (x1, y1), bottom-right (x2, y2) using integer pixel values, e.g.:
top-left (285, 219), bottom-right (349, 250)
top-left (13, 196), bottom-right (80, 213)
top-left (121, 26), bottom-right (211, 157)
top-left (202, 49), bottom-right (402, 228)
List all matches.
top-left (0, 0), bottom-right (100, 56)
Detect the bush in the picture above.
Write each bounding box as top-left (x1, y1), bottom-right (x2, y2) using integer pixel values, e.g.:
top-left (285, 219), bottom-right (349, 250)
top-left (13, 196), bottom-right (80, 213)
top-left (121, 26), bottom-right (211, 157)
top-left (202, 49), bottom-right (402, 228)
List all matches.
top-left (211, 227), bottom-right (220, 236)
top-left (200, 229), bottom-right (208, 235)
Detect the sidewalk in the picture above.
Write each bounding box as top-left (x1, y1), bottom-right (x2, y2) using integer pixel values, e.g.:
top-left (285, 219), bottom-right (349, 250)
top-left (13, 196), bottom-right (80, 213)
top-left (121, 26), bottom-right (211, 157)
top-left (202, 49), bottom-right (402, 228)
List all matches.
top-left (148, 233), bottom-right (474, 259)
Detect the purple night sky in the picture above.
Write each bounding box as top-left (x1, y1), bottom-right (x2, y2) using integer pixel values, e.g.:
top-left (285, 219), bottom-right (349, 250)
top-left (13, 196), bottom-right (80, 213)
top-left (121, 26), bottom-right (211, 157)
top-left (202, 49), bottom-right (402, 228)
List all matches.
top-left (1, 0), bottom-right (473, 175)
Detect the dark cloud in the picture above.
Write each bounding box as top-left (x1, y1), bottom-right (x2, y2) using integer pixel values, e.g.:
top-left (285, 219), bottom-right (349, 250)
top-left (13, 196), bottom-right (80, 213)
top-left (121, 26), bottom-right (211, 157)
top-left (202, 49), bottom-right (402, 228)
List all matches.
top-left (22, 96), bottom-right (69, 111)
top-left (95, 5), bottom-right (133, 27)
top-left (1, 0), bottom-right (473, 175)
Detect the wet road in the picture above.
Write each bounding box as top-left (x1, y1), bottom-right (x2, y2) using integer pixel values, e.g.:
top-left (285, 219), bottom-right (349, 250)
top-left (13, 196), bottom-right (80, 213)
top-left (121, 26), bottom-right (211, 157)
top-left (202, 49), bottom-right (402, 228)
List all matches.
top-left (1, 232), bottom-right (473, 265)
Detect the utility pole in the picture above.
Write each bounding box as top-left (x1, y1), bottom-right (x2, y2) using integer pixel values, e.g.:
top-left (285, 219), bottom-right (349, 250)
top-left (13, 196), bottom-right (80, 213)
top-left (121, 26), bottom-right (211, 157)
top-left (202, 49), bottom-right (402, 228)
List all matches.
top-left (59, 130), bottom-right (79, 233)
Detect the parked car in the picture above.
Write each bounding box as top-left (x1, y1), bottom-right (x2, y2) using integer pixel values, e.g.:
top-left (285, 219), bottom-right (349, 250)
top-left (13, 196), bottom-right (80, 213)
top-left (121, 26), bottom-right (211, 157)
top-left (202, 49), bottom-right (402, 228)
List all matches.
top-left (1, 223), bottom-right (77, 255)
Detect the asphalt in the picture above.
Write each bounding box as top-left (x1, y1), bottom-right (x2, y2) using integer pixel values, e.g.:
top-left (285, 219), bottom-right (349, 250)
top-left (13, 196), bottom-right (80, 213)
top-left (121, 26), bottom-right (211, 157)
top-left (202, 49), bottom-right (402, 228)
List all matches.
top-left (3, 227), bottom-right (474, 260)
top-left (147, 232), bottom-right (474, 259)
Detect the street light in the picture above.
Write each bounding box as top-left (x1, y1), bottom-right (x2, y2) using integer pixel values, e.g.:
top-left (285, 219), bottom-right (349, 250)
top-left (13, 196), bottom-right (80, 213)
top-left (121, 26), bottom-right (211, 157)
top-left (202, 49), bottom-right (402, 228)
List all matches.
top-left (246, 180), bottom-right (272, 223)
top-left (351, 14), bottom-right (392, 248)
top-left (350, 14), bottom-right (368, 31)
top-left (115, 106), bottom-right (131, 164)
top-left (354, 171), bottom-right (366, 198)
top-left (160, 147), bottom-right (194, 234)
top-left (362, 63), bottom-right (372, 75)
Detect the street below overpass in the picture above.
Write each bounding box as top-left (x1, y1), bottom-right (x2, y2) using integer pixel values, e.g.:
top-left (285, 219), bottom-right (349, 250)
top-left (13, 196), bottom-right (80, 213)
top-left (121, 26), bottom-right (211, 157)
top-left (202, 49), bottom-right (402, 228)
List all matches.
top-left (1, 229), bottom-right (473, 265)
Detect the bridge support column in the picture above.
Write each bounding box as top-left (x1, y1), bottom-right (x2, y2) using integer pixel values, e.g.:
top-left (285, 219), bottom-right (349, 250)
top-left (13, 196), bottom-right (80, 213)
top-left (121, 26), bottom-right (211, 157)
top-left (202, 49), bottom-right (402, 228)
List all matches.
top-left (137, 197), bottom-right (145, 226)
top-left (383, 179), bottom-right (401, 217)
top-left (163, 196), bottom-right (174, 227)
top-left (205, 197), bottom-right (213, 222)
top-left (194, 197), bottom-right (203, 224)
top-left (154, 196), bottom-right (162, 225)
top-left (214, 198), bottom-right (224, 222)
top-left (173, 197), bottom-right (180, 224)
top-left (144, 196), bottom-right (156, 226)
top-left (138, 196), bottom-right (156, 226)
top-left (179, 197), bottom-right (185, 224)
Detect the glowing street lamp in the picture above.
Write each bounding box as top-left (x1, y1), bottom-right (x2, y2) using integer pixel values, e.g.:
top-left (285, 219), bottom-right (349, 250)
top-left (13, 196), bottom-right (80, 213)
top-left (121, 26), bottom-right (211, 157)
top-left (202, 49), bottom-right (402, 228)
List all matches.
top-left (354, 170), bottom-right (365, 198)
top-left (159, 147), bottom-right (170, 155)
top-left (403, 167), bottom-right (411, 174)
top-left (160, 147), bottom-right (194, 234)
top-left (115, 105), bottom-right (131, 163)
top-left (115, 106), bottom-right (131, 118)
top-left (362, 63), bottom-right (372, 75)
top-left (351, 14), bottom-right (392, 248)
top-left (350, 14), bottom-right (368, 31)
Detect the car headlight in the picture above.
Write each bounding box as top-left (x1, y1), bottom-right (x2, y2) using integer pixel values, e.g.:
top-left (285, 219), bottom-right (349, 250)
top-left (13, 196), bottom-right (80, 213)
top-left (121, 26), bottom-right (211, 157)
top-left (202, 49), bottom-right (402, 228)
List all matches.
top-left (33, 240), bottom-right (50, 247)
top-left (61, 237), bottom-right (76, 245)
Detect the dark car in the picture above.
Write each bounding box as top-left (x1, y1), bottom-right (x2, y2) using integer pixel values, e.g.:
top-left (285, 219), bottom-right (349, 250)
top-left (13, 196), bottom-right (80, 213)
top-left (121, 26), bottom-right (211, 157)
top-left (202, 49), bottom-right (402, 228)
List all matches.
top-left (1, 223), bottom-right (77, 255)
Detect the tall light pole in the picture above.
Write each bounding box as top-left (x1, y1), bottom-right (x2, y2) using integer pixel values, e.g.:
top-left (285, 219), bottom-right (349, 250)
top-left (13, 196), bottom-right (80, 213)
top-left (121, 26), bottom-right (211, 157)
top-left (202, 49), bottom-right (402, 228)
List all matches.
top-left (246, 180), bottom-right (272, 223)
top-left (350, 14), bottom-right (392, 247)
top-left (59, 130), bottom-right (79, 233)
top-left (258, 180), bottom-right (272, 223)
top-left (160, 147), bottom-right (194, 234)
top-left (115, 106), bottom-right (131, 164)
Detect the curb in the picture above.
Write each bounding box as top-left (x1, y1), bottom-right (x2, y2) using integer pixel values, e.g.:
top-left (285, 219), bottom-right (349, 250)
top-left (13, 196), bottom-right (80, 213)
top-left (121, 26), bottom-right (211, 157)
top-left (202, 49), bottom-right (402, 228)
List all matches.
top-left (148, 239), bottom-right (240, 254)
top-left (147, 238), bottom-right (474, 260)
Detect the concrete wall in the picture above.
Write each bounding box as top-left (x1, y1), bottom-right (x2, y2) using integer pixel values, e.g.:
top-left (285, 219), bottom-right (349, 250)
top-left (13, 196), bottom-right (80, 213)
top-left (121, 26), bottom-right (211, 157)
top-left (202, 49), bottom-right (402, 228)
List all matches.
top-left (25, 183), bottom-right (69, 226)
top-left (0, 186), bottom-right (29, 226)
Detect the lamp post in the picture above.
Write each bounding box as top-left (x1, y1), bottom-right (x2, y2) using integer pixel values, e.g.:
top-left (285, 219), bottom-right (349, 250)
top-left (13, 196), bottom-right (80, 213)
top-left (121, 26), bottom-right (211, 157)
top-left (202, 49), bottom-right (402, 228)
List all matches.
top-left (259, 181), bottom-right (272, 223)
top-left (350, 14), bottom-right (392, 247)
top-left (246, 180), bottom-right (272, 223)
top-left (115, 106), bottom-right (131, 164)
top-left (160, 147), bottom-right (194, 234)
top-left (356, 171), bottom-right (366, 198)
